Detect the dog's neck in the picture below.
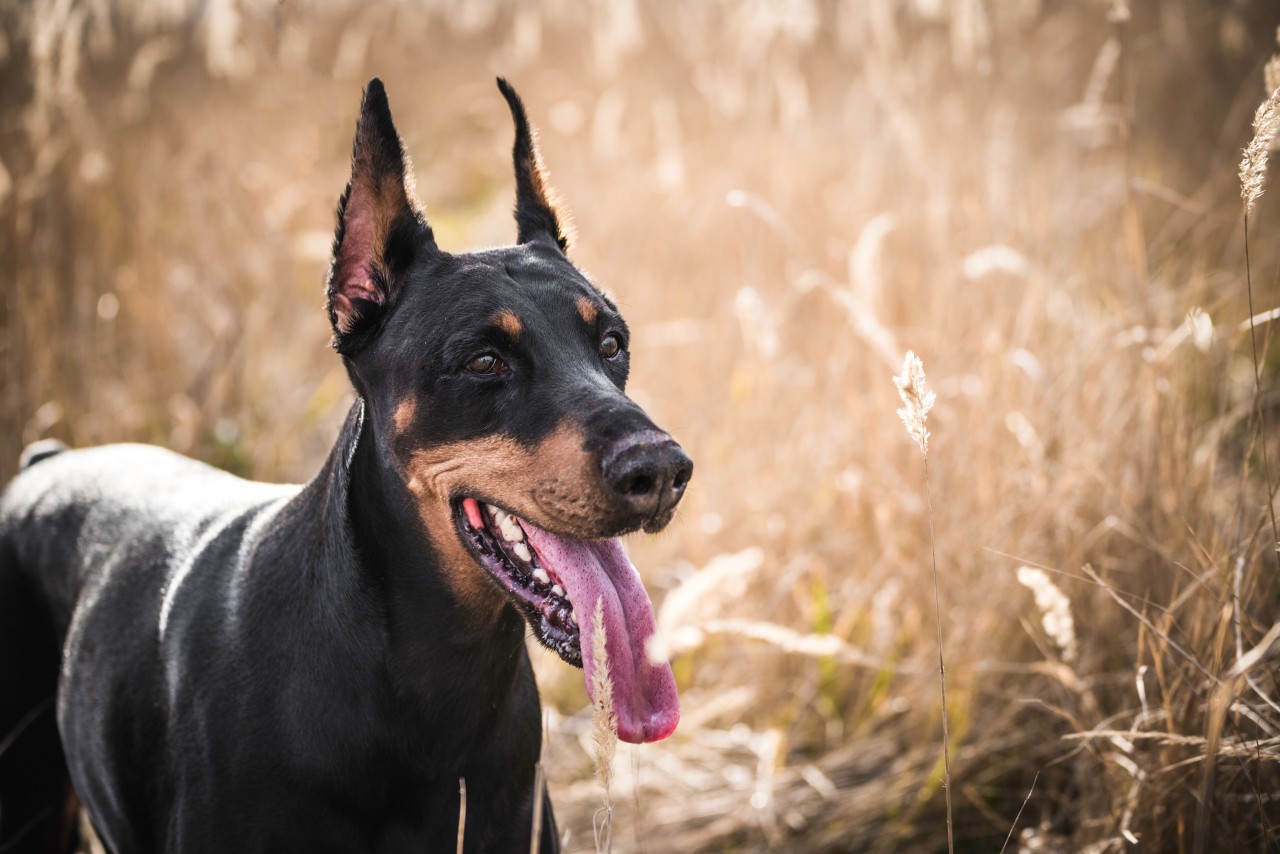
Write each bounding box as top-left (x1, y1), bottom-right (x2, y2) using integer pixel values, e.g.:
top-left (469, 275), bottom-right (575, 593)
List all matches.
top-left (316, 401), bottom-right (533, 725)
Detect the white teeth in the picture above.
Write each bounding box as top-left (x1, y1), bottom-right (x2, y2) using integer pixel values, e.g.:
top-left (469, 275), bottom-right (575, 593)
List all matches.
top-left (513, 543), bottom-right (532, 562)
top-left (551, 584), bottom-right (565, 597)
top-left (532, 567), bottom-right (550, 585)
top-left (500, 518), bottom-right (524, 543)
top-left (484, 504), bottom-right (526, 543)
top-left (569, 612), bottom-right (577, 626)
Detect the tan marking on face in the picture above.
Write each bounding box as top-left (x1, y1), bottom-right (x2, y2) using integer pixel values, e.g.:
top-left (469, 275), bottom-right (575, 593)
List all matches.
top-left (492, 310), bottom-right (522, 341)
top-left (576, 298), bottom-right (598, 326)
top-left (399, 422), bottom-right (603, 620)
top-left (393, 397), bottom-right (416, 436)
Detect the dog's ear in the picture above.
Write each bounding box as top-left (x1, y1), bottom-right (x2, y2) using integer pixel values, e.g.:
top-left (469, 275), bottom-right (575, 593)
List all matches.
top-left (327, 78), bottom-right (433, 350)
top-left (496, 78), bottom-right (572, 253)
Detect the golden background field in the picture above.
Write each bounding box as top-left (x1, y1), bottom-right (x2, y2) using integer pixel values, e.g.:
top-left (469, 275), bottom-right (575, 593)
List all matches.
top-left (4, 1), bottom-right (1280, 850)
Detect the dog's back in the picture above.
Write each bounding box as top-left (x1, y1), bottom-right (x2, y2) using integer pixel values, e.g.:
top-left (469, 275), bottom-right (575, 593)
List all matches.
top-left (1, 443), bottom-right (296, 633)
top-left (0, 443), bottom-right (296, 852)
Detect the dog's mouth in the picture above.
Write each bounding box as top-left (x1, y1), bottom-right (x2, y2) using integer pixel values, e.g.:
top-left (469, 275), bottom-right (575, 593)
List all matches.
top-left (455, 496), bottom-right (679, 743)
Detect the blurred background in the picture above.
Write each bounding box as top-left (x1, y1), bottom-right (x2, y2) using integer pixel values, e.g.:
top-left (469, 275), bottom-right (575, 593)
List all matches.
top-left (4, 0), bottom-right (1280, 850)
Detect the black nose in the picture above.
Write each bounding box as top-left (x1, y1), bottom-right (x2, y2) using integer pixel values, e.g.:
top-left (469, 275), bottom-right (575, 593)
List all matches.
top-left (602, 433), bottom-right (693, 521)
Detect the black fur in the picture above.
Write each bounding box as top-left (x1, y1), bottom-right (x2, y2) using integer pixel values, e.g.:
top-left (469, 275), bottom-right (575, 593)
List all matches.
top-left (496, 78), bottom-right (570, 252)
top-left (0, 79), bottom-right (692, 853)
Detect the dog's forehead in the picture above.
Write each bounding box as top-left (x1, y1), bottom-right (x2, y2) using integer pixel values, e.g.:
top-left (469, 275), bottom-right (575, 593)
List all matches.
top-left (488, 244), bottom-right (587, 290)
top-left (455, 244), bottom-right (603, 315)
top-left (388, 244), bottom-right (612, 349)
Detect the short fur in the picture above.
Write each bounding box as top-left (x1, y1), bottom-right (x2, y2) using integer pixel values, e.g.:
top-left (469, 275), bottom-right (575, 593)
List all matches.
top-left (0, 78), bottom-right (691, 853)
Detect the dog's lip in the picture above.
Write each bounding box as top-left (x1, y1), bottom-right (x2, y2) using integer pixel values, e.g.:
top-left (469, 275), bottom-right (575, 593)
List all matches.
top-left (450, 494), bottom-right (576, 542)
top-left (453, 493), bottom-right (637, 541)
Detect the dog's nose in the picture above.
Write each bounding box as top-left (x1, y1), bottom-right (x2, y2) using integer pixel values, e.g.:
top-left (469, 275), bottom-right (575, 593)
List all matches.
top-left (602, 433), bottom-right (693, 520)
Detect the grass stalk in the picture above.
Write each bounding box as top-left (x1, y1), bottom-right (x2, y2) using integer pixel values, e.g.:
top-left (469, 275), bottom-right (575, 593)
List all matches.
top-left (893, 351), bottom-right (953, 854)
top-left (590, 597), bottom-right (617, 854)
top-left (1239, 87), bottom-right (1280, 563)
top-left (922, 457), bottom-right (954, 854)
top-left (456, 778), bottom-right (467, 854)
top-left (999, 771), bottom-right (1039, 854)
top-left (926, 460), bottom-right (957, 854)
top-left (529, 762), bottom-right (545, 854)
top-left (1243, 213), bottom-right (1280, 563)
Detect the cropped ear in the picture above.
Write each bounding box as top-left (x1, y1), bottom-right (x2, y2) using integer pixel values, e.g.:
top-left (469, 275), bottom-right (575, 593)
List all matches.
top-left (496, 78), bottom-right (572, 252)
top-left (327, 78), bottom-right (433, 349)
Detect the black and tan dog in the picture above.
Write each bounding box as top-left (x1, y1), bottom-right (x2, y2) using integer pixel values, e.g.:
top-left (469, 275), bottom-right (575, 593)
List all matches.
top-left (0, 79), bottom-right (691, 853)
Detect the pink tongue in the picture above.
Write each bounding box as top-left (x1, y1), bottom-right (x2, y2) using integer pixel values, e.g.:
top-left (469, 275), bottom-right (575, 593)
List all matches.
top-left (521, 524), bottom-right (679, 743)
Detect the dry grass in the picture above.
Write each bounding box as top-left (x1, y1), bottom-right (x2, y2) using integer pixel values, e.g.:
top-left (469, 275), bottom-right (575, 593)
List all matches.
top-left (590, 597), bottom-right (617, 853)
top-left (893, 351), bottom-right (950, 854)
top-left (4, 1), bottom-right (1280, 851)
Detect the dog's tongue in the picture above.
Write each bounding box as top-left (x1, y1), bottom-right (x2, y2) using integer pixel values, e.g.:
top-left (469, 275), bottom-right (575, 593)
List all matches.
top-left (522, 525), bottom-right (679, 743)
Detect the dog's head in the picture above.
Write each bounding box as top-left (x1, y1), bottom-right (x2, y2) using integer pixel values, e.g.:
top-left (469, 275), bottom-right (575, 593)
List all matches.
top-left (324, 79), bottom-right (690, 743)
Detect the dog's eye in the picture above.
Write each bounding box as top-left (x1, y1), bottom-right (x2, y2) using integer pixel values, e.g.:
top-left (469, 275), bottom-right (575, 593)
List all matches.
top-left (466, 353), bottom-right (504, 375)
top-left (599, 334), bottom-right (622, 359)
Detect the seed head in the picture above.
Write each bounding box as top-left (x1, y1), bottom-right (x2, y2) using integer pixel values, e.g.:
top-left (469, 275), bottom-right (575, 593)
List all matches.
top-left (894, 350), bottom-right (935, 456)
top-left (1240, 87), bottom-right (1280, 216)
top-left (1016, 567), bottom-right (1078, 664)
top-left (1186, 307), bottom-right (1214, 353)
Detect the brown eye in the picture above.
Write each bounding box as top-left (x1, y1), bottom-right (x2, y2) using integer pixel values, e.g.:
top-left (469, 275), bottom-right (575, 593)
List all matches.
top-left (599, 334), bottom-right (621, 359)
top-left (467, 353), bottom-right (503, 375)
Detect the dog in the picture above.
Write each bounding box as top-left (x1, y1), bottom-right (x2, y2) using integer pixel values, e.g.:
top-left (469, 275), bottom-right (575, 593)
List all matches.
top-left (0, 78), bottom-right (692, 853)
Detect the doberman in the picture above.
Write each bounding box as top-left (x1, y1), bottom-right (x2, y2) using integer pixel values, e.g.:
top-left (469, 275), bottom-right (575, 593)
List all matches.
top-left (0, 78), bottom-right (692, 853)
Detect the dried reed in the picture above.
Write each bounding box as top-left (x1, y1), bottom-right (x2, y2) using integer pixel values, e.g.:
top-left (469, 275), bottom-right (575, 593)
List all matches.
top-left (998, 771), bottom-right (1038, 854)
top-left (892, 351), bottom-right (952, 854)
top-left (590, 597), bottom-right (617, 854)
top-left (529, 763), bottom-right (545, 854)
top-left (456, 778), bottom-right (466, 854)
top-left (1240, 88), bottom-right (1280, 218)
top-left (1239, 85), bottom-right (1280, 563)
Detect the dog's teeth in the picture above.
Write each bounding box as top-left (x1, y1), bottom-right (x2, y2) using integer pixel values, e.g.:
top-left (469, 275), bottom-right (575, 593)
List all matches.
top-left (500, 519), bottom-right (525, 543)
top-left (532, 567), bottom-right (550, 585)
top-left (513, 543), bottom-right (532, 563)
top-left (486, 503), bottom-right (500, 517)
top-left (551, 584), bottom-right (565, 597)
top-left (569, 612), bottom-right (577, 626)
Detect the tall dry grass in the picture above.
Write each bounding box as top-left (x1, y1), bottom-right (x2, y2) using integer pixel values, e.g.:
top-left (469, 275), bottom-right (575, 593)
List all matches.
top-left (892, 351), bottom-right (950, 854)
top-left (590, 597), bottom-right (618, 853)
top-left (4, 1), bottom-right (1280, 850)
